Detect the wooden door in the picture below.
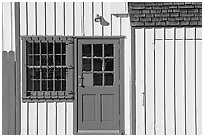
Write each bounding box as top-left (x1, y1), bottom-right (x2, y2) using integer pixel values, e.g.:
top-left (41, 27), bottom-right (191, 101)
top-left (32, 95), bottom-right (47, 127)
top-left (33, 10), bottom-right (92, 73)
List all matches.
top-left (76, 39), bottom-right (122, 134)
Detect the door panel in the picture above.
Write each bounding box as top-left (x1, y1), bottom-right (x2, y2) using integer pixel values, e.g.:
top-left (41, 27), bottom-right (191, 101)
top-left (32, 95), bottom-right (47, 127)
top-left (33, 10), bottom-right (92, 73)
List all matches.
top-left (77, 39), bottom-right (120, 133)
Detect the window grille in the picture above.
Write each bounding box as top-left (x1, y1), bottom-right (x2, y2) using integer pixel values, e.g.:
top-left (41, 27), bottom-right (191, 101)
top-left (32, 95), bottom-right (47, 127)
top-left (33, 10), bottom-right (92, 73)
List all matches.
top-left (22, 36), bottom-right (74, 102)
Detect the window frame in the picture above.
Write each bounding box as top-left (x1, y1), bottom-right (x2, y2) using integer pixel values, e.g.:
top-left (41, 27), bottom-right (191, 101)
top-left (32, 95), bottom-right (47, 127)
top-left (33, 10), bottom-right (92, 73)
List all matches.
top-left (21, 36), bottom-right (74, 103)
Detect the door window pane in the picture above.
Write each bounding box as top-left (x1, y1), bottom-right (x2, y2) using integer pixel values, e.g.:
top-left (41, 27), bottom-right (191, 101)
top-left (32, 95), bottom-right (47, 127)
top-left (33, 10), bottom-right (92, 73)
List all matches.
top-left (82, 44), bottom-right (91, 57)
top-left (82, 59), bottom-right (91, 71)
top-left (93, 73), bottom-right (103, 86)
top-left (105, 73), bottom-right (114, 86)
top-left (93, 44), bottom-right (102, 57)
top-left (93, 59), bottom-right (102, 71)
top-left (105, 59), bottom-right (114, 71)
top-left (104, 44), bottom-right (113, 57)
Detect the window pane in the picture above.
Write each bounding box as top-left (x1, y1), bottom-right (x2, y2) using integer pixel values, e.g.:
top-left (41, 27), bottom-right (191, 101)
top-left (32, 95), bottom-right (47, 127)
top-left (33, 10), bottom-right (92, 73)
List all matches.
top-left (41, 42), bottom-right (47, 54)
top-left (41, 55), bottom-right (47, 66)
top-left (34, 68), bottom-right (40, 79)
top-left (48, 68), bottom-right (53, 79)
top-left (28, 56), bottom-right (34, 66)
top-left (48, 80), bottom-right (53, 91)
top-left (104, 44), bottom-right (113, 57)
top-left (27, 68), bottom-right (33, 91)
top-left (48, 55), bottom-right (53, 66)
top-left (34, 42), bottom-right (40, 54)
top-left (62, 80), bottom-right (66, 91)
top-left (55, 55), bottom-right (61, 66)
top-left (55, 80), bottom-right (61, 91)
top-left (48, 42), bottom-right (53, 54)
top-left (55, 42), bottom-right (61, 54)
top-left (42, 80), bottom-right (47, 91)
top-left (105, 73), bottom-right (114, 86)
top-left (34, 55), bottom-right (40, 66)
top-left (93, 59), bottom-right (102, 71)
top-left (105, 59), bottom-right (114, 71)
top-left (62, 68), bottom-right (66, 79)
top-left (27, 42), bottom-right (33, 54)
top-left (62, 42), bottom-right (66, 54)
top-left (42, 68), bottom-right (47, 79)
top-left (34, 80), bottom-right (40, 91)
top-left (93, 73), bottom-right (103, 86)
top-left (93, 44), bottom-right (102, 57)
top-left (82, 59), bottom-right (91, 71)
top-left (55, 68), bottom-right (61, 79)
top-left (62, 55), bottom-right (66, 65)
top-left (82, 44), bottom-right (91, 57)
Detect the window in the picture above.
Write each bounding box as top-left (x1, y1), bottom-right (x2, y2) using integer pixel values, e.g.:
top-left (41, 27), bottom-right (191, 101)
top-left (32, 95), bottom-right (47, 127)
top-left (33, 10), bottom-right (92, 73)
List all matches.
top-left (82, 43), bottom-right (115, 87)
top-left (22, 36), bottom-right (74, 102)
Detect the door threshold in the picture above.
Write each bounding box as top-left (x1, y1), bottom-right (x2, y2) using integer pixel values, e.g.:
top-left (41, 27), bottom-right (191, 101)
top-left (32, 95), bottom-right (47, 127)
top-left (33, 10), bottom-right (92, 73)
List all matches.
top-left (76, 130), bottom-right (122, 135)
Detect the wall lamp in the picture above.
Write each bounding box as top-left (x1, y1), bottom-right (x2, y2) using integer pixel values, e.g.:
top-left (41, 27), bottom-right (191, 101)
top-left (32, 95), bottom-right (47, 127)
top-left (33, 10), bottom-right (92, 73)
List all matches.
top-left (94, 14), bottom-right (110, 26)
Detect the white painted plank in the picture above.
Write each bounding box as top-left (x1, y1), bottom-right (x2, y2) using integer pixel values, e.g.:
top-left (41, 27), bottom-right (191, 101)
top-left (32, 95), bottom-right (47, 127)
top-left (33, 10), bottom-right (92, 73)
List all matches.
top-left (2, 2), bottom-right (11, 51)
top-left (84, 2), bottom-right (92, 36)
top-left (37, 2), bottom-right (45, 35)
top-left (48, 103), bottom-right (56, 135)
top-left (94, 2), bottom-right (102, 36)
top-left (175, 40), bottom-right (185, 135)
top-left (122, 18), bottom-right (131, 135)
top-left (103, 2), bottom-right (111, 36)
top-left (28, 2), bottom-right (35, 35)
top-left (110, 2), bottom-right (126, 13)
top-left (155, 28), bottom-right (164, 134)
top-left (20, 2), bottom-right (27, 135)
top-left (56, 2), bottom-right (63, 35)
top-left (74, 2), bottom-right (82, 36)
top-left (135, 29), bottom-right (145, 135)
top-left (38, 103), bottom-right (46, 135)
top-left (21, 103), bottom-right (27, 135)
top-left (57, 103), bottom-right (65, 135)
top-left (65, 2), bottom-right (73, 36)
top-left (165, 40), bottom-right (175, 135)
top-left (20, 2), bottom-right (26, 35)
top-left (67, 103), bottom-right (73, 135)
top-left (145, 29), bottom-right (154, 135)
top-left (111, 15), bottom-right (120, 36)
top-left (186, 40), bottom-right (195, 135)
top-left (29, 103), bottom-right (37, 135)
top-left (196, 40), bottom-right (202, 135)
top-left (46, 2), bottom-right (54, 35)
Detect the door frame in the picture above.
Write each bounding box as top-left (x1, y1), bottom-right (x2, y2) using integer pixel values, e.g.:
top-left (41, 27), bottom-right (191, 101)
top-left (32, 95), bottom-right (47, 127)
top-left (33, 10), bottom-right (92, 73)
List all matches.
top-left (73, 36), bottom-right (125, 135)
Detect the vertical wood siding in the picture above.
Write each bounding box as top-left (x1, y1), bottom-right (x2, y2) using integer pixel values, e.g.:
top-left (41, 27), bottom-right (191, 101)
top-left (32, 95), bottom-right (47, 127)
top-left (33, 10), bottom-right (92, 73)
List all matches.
top-left (133, 27), bottom-right (202, 135)
top-left (15, 2), bottom-right (130, 135)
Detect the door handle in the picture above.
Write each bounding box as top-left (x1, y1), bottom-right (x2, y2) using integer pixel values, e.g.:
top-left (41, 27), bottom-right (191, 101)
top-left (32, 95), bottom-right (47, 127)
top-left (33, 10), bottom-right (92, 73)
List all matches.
top-left (79, 75), bottom-right (84, 87)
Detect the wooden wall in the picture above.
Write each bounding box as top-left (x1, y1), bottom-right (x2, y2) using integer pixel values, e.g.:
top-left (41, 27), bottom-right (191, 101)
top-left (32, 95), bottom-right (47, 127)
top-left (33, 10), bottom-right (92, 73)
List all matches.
top-left (15, 2), bottom-right (130, 135)
top-left (133, 27), bottom-right (202, 135)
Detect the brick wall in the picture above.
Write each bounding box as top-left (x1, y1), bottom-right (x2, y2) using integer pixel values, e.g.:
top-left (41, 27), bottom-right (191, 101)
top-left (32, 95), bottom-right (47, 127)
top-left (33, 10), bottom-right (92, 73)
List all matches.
top-left (128, 2), bottom-right (202, 27)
